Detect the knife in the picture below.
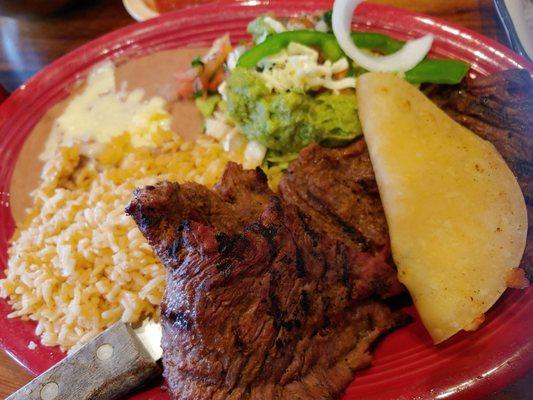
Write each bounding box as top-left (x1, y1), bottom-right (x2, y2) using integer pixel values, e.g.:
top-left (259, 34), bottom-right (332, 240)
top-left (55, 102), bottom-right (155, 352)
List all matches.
top-left (6, 320), bottom-right (162, 400)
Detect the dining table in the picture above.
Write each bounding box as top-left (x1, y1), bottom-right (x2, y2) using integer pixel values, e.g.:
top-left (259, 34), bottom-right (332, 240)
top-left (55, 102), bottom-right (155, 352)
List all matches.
top-left (0, 0), bottom-right (531, 399)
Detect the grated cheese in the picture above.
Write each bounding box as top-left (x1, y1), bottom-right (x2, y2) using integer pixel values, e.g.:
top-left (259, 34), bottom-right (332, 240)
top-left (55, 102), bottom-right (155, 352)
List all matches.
top-left (258, 42), bottom-right (355, 93)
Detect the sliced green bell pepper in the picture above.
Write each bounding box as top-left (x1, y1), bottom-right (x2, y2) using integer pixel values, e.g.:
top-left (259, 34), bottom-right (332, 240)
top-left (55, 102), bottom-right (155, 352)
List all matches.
top-left (237, 30), bottom-right (469, 85)
top-left (404, 59), bottom-right (470, 84)
top-left (238, 30), bottom-right (344, 67)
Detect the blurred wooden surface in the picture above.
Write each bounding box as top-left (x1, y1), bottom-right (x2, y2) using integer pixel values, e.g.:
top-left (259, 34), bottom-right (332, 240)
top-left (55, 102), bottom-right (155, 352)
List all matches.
top-left (0, 0), bottom-right (530, 399)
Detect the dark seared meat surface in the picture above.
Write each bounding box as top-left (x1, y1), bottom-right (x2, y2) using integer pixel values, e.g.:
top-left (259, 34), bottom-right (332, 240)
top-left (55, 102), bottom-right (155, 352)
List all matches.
top-left (126, 163), bottom-right (271, 247)
top-left (127, 163), bottom-right (405, 400)
top-left (279, 140), bottom-right (388, 253)
top-left (427, 69), bottom-right (532, 276)
top-left (277, 140), bottom-right (403, 300)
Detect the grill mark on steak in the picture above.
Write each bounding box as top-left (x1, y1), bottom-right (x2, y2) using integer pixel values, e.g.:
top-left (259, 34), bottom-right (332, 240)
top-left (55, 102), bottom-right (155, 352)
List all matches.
top-left (307, 187), bottom-right (372, 252)
top-left (295, 247), bottom-right (307, 278)
top-left (300, 290), bottom-right (311, 315)
top-left (127, 163), bottom-right (405, 400)
top-left (278, 140), bottom-right (391, 254)
top-left (278, 140), bottom-right (404, 299)
top-left (338, 244), bottom-right (351, 290)
top-left (296, 210), bottom-right (320, 248)
top-left (215, 232), bottom-right (241, 255)
top-left (426, 69), bottom-right (532, 277)
top-left (169, 237), bottom-right (182, 259)
top-left (138, 207), bottom-right (161, 231)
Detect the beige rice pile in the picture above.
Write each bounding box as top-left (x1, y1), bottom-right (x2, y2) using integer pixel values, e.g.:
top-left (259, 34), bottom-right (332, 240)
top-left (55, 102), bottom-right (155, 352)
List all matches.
top-left (0, 130), bottom-right (283, 352)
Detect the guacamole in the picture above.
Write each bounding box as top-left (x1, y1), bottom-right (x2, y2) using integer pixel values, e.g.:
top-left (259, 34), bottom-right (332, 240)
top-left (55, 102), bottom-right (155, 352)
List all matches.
top-left (226, 68), bottom-right (361, 154)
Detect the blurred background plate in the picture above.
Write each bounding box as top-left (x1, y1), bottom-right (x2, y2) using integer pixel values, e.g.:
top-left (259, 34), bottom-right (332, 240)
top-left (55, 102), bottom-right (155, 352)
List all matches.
top-left (123, 0), bottom-right (159, 21)
top-left (123, 0), bottom-right (220, 21)
top-left (0, 1), bottom-right (532, 399)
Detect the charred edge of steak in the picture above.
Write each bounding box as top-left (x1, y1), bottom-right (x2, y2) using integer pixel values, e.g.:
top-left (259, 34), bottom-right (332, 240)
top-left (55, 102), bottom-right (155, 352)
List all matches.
top-left (296, 210), bottom-right (321, 248)
top-left (125, 163), bottom-right (274, 261)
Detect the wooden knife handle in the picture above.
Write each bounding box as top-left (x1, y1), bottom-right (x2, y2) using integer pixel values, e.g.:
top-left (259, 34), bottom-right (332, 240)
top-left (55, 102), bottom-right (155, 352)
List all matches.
top-left (6, 322), bottom-right (162, 400)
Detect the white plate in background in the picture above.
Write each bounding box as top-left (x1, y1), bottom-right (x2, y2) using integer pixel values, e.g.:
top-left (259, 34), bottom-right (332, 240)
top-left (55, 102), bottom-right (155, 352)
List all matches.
top-left (123, 0), bottom-right (159, 21)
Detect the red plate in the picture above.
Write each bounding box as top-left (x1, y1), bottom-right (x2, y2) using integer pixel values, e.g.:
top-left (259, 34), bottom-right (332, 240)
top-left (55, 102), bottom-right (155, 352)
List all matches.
top-left (0, 1), bottom-right (531, 399)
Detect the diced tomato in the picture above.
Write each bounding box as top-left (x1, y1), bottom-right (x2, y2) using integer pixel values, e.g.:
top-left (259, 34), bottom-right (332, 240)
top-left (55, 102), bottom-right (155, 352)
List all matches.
top-left (175, 67), bottom-right (199, 98)
top-left (333, 70), bottom-right (348, 80)
top-left (208, 69), bottom-right (225, 92)
top-left (287, 15), bottom-right (316, 29)
top-left (175, 35), bottom-right (232, 99)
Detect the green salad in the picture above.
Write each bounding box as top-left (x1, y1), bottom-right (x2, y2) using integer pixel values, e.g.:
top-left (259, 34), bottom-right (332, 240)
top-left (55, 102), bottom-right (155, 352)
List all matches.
top-left (175, 10), bottom-right (469, 169)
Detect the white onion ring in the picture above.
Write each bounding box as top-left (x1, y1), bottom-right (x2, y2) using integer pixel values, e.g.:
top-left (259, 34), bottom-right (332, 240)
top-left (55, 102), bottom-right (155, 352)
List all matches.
top-left (332, 0), bottom-right (434, 72)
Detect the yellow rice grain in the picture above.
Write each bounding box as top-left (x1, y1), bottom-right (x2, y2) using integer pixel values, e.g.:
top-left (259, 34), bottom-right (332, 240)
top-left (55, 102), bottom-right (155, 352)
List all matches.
top-left (0, 130), bottom-right (283, 352)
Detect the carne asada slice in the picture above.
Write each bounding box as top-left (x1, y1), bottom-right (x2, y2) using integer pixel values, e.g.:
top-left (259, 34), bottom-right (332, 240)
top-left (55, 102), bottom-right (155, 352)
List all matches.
top-left (279, 139), bottom-right (403, 298)
top-left (127, 163), bottom-right (405, 400)
top-left (126, 163), bottom-right (272, 261)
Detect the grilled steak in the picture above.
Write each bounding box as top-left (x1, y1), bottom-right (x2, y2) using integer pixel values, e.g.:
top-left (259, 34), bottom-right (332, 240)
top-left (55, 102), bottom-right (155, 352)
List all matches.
top-left (127, 163), bottom-right (405, 400)
top-left (278, 140), bottom-right (403, 299)
top-left (427, 69), bottom-right (532, 275)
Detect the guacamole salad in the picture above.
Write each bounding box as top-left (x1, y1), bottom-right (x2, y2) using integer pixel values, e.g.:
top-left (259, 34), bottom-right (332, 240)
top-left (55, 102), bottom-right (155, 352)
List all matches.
top-left (175, 0), bottom-right (469, 169)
